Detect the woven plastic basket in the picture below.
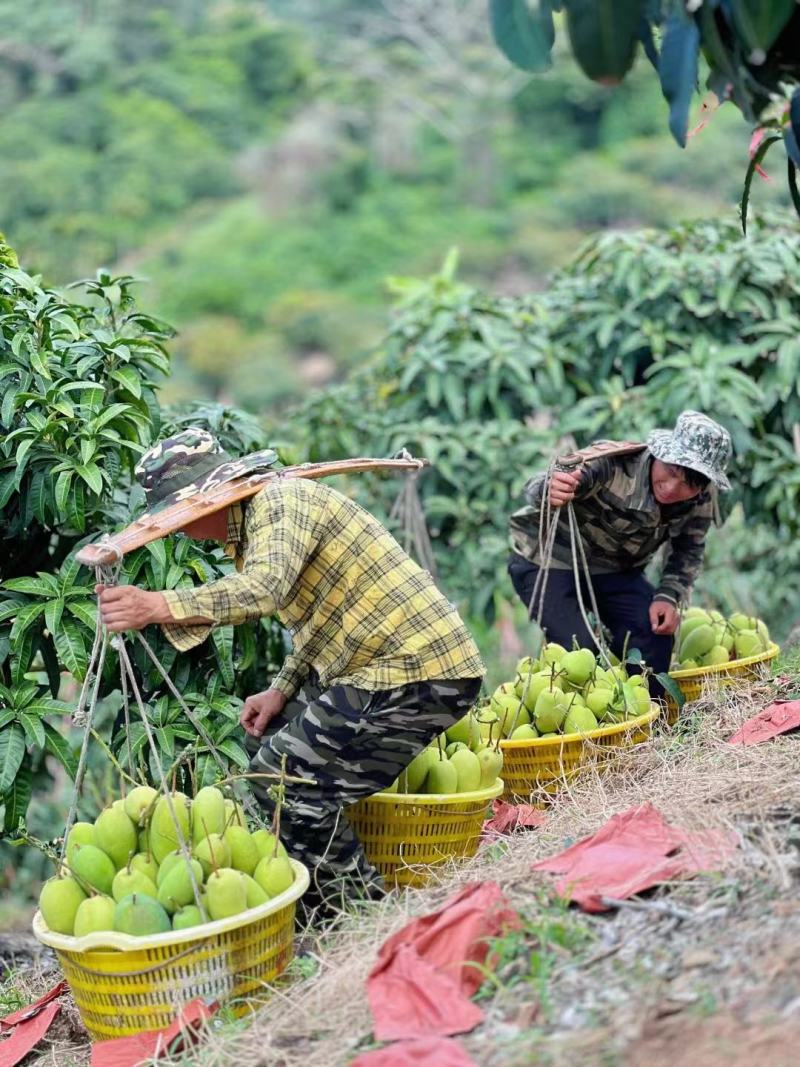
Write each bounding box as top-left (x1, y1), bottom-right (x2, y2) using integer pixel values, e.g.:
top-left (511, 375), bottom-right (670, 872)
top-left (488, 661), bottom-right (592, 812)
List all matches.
top-left (32, 860), bottom-right (309, 1041)
top-left (498, 705), bottom-right (659, 802)
top-left (665, 642), bottom-right (780, 724)
top-left (348, 779), bottom-right (504, 888)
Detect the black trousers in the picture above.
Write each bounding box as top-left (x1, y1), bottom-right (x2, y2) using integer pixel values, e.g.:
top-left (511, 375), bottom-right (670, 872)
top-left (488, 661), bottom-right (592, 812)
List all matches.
top-left (507, 552), bottom-right (673, 689)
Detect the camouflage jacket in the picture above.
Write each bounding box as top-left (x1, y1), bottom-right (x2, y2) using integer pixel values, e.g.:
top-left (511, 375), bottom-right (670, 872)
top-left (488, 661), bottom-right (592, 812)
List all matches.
top-left (508, 449), bottom-right (714, 604)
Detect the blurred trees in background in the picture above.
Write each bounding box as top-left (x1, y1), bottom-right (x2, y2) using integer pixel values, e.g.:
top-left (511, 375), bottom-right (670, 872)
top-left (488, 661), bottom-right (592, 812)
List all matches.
top-left (0, 0), bottom-right (791, 409)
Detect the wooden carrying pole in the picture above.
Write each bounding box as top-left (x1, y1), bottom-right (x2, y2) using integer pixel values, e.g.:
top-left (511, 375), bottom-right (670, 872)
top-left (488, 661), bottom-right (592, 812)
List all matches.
top-left (75, 456), bottom-right (429, 567)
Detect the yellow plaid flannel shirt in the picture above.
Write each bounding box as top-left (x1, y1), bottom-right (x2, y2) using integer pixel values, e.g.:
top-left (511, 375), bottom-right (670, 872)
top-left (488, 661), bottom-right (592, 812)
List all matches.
top-left (161, 479), bottom-right (484, 699)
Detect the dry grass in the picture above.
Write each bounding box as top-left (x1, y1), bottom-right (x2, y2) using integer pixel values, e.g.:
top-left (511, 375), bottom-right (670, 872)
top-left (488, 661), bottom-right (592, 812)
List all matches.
top-left (11, 667), bottom-right (800, 1066)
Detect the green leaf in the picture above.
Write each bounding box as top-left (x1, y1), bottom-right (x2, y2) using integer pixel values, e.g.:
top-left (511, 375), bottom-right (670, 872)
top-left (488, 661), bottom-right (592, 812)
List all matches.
top-left (75, 463), bottom-right (104, 496)
top-left (66, 599), bottom-right (97, 629)
top-left (740, 134), bottom-right (781, 235)
top-left (55, 470), bottom-right (73, 515)
top-left (3, 753), bottom-right (32, 832)
top-left (658, 10), bottom-right (700, 147)
top-left (17, 711), bottom-right (45, 749)
top-left (217, 738), bottom-right (250, 769)
top-left (657, 673), bottom-right (685, 710)
top-left (3, 577), bottom-right (52, 596)
top-left (489, 0), bottom-right (555, 73)
top-left (9, 601), bottom-right (46, 642)
top-left (43, 723), bottom-right (78, 779)
top-left (44, 598), bottom-right (64, 636)
top-left (212, 626), bottom-right (235, 690)
top-left (54, 618), bottom-right (88, 680)
top-left (0, 468), bottom-right (16, 509)
top-left (1, 387), bottom-right (18, 429)
top-left (0, 725), bottom-right (26, 794)
top-left (111, 366), bottom-right (143, 398)
top-left (10, 630), bottom-right (37, 686)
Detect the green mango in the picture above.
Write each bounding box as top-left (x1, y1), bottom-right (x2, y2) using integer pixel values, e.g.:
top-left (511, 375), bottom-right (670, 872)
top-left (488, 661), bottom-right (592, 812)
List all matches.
top-left (39, 876), bottom-right (86, 935)
top-left (94, 806), bottom-right (137, 870)
top-left (476, 746), bottom-right (503, 788)
top-left (123, 786), bottom-right (158, 827)
top-left (253, 856), bottom-right (294, 899)
top-left (424, 757), bottom-right (458, 795)
top-left (114, 893), bottom-right (171, 936)
top-left (65, 822), bottom-right (96, 867)
top-left (561, 648), bottom-right (596, 686)
top-left (207, 868), bottom-right (247, 920)
top-left (70, 844), bottom-right (116, 896)
top-left (173, 905), bottom-right (204, 931)
top-left (149, 793), bottom-right (191, 864)
top-left (562, 706), bottom-right (599, 735)
top-left (509, 723), bottom-right (539, 741)
top-left (112, 867), bottom-right (158, 903)
top-left (191, 786), bottom-right (226, 844)
top-left (449, 748), bottom-right (482, 792)
top-left (534, 690), bottom-right (566, 734)
top-left (74, 895), bottom-right (116, 938)
top-left (679, 624), bottom-right (717, 663)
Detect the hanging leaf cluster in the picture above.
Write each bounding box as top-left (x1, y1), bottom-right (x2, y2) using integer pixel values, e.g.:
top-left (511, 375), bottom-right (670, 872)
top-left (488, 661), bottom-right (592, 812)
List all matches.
top-left (489, 1), bottom-right (800, 226)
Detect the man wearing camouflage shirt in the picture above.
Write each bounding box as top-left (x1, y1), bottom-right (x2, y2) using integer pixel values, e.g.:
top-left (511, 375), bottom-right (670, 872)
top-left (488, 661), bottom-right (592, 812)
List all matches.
top-left (96, 428), bottom-right (484, 908)
top-left (507, 411), bottom-right (732, 685)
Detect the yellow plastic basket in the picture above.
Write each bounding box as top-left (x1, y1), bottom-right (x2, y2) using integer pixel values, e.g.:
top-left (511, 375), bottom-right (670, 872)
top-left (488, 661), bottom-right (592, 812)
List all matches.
top-left (32, 860), bottom-right (309, 1042)
top-left (498, 706), bottom-right (659, 802)
top-left (665, 642), bottom-right (780, 724)
top-left (348, 779), bottom-right (504, 889)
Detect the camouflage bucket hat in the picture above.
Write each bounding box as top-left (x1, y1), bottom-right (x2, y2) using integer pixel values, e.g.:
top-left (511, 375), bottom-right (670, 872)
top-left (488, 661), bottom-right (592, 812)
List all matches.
top-left (647, 410), bottom-right (732, 491)
top-left (134, 428), bottom-right (279, 511)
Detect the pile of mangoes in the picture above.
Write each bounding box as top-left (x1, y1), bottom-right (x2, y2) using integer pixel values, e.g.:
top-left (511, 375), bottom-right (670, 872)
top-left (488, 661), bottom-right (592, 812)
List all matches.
top-left (39, 785), bottom-right (293, 939)
top-left (672, 609), bottom-right (771, 671)
top-left (384, 715), bottom-right (503, 796)
top-left (484, 642), bottom-right (655, 741)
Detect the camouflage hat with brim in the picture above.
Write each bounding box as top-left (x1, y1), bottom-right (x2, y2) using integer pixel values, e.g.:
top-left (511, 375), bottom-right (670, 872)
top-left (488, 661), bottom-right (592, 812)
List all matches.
top-left (134, 428), bottom-right (279, 511)
top-left (647, 410), bottom-right (732, 491)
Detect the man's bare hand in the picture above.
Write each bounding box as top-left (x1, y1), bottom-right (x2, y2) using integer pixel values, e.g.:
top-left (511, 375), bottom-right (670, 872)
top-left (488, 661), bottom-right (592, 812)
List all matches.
top-left (649, 601), bottom-right (679, 636)
top-left (240, 688), bottom-right (287, 738)
top-left (96, 584), bottom-right (170, 632)
top-left (549, 470), bottom-right (582, 508)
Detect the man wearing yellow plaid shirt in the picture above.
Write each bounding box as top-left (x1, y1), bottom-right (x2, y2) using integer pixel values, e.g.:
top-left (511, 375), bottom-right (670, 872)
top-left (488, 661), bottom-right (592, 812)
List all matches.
top-left (97, 428), bottom-right (484, 909)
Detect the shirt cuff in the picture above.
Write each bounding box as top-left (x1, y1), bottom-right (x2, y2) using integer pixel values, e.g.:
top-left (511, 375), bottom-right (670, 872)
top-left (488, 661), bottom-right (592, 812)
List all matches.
top-left (653, 591), bottom-right (679, 606)
top-left (160, 589), bottom-right (216, 651)
top-left (270, 664), bottom-right (306, 701)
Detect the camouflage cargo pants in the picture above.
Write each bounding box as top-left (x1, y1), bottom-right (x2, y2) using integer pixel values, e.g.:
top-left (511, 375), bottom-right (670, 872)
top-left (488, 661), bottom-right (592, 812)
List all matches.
top-left (248, 676), bottom-right (482, 903)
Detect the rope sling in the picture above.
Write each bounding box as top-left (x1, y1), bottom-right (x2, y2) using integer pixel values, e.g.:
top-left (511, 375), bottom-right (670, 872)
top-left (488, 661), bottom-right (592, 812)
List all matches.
top-left (504, 444), bottom-right (649, 738)
top-left (59, 456), bottom-right (438, 919)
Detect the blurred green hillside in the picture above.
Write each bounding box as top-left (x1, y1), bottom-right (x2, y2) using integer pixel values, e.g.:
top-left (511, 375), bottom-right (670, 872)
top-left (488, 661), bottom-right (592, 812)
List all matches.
top-left (0, 0), bottom-right (790, 410)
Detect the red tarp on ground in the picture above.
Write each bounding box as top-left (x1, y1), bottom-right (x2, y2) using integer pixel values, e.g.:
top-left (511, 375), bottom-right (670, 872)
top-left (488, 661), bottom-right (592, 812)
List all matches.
top-left (0, 981), bottom-right (68, 1067)
top-left (350, 1036), bottom-right (479, 1067)
top-left (366, 882), bottom-right (519, 1042)
top-left (532, 802), bottom-right (738, 913)
top-left (89, 998), bottom-right (216, 1067)
top-left (728, 700), bottom-right (800, 746)
top-left (483, 800), bottom-right (547, 836)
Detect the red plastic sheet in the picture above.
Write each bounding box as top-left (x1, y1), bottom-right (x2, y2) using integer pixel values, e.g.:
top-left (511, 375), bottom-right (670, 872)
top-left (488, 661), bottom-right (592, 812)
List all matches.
top-left (532, 803), bottom-right (738, 913)
top-left (0, 1002), bottom-right (61, 1067)
top-left (728, 700), bottom-right (800, 746)
top-left (350, 1036), bottom-right (479, 1067)
top-left (0, 980), bottom-right (69, 1067)
top-left (89, 998), bottom-right (216, 1067)
top-left (483, 800), bottom-right (547, 836)
top-left (367, 882), bottom-right (519, 1041)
